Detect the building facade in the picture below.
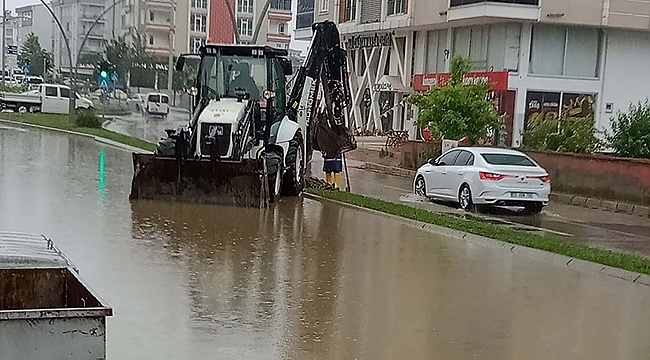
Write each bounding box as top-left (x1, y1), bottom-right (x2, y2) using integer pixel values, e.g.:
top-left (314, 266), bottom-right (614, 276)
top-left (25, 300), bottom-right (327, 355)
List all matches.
top-left (51, 0), bottom-right (110, 70)
top-left (297, 0), bottom-right (650, 148)
top-left (16, 4), bottom-right (54, 55)
top-left (208, 0), bottom-right (292, 49)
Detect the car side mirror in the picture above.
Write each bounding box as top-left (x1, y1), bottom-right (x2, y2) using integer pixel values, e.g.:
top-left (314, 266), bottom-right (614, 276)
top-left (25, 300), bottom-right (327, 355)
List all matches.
top-left (281, 59), bottom-right (293, 76)
top-left (428, 158), bottom-right (437, 166)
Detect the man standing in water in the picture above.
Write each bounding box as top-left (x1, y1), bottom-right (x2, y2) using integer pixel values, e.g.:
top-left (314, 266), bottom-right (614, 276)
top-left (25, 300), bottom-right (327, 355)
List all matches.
top-left (323, 152), bottom-right (343, 190)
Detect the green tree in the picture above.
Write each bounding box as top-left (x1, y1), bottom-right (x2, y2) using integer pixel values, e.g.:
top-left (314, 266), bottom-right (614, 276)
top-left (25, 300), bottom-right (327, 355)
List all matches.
top-left (406, 56), bottom-right (499, 144)
top-left (17, 33), bottom-right (54, 77)
top-left (607, 100), bottom-right (650, 159)
top-left (104, 36), bottom-right (133, 86)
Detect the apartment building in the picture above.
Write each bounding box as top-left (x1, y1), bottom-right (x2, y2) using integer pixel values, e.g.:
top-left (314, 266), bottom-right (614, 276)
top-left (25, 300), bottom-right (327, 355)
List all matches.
top-left (208, 0), bottom-right (292, 49)
top-left (16, 4), bottom-right (54, 54)
top-left (298, 0), bottom-right (650, 147)
top-left (51, 0), bottom-right (111, 70)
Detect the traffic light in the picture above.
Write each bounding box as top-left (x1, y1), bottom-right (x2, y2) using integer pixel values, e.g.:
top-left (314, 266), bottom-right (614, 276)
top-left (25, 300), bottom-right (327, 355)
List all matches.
top-left (97, 60), bottom-right (115, 84)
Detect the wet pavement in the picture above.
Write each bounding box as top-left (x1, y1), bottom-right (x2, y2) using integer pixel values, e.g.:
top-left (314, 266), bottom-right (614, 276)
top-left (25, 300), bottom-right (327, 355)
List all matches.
top-left (3, 122), bottom-right (650, 359)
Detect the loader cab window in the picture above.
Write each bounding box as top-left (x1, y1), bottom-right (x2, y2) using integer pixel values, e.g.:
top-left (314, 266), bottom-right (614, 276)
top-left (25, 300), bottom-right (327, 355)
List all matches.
top-left (199, 54), bottom-right (267, 101)
top-left (270, 58), bottom-right (286, 116)
top-left (222, 56), bottom-right (265, 101)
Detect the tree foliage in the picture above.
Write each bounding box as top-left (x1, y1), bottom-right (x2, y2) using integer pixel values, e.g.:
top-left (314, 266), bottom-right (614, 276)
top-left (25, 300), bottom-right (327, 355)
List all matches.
top-left (406, 56), bottom-right (500, 145)
top-left (607, 100), bottom-right (650, 159)
top-left (17, 33), bottom-right (54, 77)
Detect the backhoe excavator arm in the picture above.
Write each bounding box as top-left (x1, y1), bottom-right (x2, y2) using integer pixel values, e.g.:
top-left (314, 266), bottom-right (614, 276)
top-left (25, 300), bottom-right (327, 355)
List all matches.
top-left (287, 20), bottom-right (356, 155)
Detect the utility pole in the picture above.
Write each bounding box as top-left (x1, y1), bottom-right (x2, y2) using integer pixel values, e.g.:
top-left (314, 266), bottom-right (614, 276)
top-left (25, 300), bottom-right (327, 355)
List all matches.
top-left (2, 0), bottom-right (5, 86)
top-left (166, 0), bottom-right (174, 97)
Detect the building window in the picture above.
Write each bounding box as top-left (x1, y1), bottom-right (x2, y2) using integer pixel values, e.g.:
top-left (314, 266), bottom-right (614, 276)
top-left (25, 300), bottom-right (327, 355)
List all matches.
top-left (191, 0), bottom-right (208, 8)
top-left (149, 36), bottom-right (154, 45)
top-left (191, 37), bottom-right (206, 53)
top-left (237, 0), bottom-right (253, 13)
top-left (190, 14), bottom-right (207, 32)
top-left (387, 0), bottom-right (406, 15)
top-left (425, 30), bottom-right (447, 73)
top-left (341, 0), bottom-right (356, 22)
top-left (237, 18), bottom-right (253, 37)
top-left (320, 0), bottom-right (329, 13)
top-left (270, 0), bottom-right (291, 10)
top-left (296, 0), bottom-right (314, 29)
top-left (453, 23), bottom-right (521, 72)
top-left (278, 23), bottom-right (286, 34)
top-left (530, 25), bottom-right (600, 78)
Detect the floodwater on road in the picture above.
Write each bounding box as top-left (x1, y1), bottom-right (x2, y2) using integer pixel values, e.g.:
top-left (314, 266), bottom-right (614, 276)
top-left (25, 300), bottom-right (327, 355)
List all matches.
top-left (2, 123), bottom-right (650, 360)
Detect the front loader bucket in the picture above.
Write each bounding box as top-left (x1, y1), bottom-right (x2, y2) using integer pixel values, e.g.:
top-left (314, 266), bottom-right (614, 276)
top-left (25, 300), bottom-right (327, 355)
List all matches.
top-left (130, 153), bottom-right (270, 208)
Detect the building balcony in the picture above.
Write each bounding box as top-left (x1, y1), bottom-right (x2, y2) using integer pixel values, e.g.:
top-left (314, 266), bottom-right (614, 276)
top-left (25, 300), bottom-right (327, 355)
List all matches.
top-left (447, 1), bottom-right (539, 21)
top-left (268, 8), bottom-right (292, 22)
top-left (145, 22), bottom-right (174, 33)
top-left (147, 45), bottom-right (173, 58)
top-left (267, 33), bottom-right (291, 44)
top-left (147, 0), bottom-right (175, 10)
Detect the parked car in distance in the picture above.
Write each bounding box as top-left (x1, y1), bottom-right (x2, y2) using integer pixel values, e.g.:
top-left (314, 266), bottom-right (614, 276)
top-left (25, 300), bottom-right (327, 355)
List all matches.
top-left (144, 92), bottom-right (170, 118)
top-left (414, 147), bottom-right (551, 214)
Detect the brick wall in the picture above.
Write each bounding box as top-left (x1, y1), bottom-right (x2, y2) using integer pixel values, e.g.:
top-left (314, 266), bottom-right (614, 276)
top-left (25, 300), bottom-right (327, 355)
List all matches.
top-left (209, 0), bottom-right (235, 44)
top-left (527, 151), bottom-right (650, 205)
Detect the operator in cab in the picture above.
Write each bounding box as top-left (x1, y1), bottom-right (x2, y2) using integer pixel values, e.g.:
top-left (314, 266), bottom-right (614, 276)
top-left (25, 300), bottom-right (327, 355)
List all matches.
top-left (228, 63), bottom-right (260, 100)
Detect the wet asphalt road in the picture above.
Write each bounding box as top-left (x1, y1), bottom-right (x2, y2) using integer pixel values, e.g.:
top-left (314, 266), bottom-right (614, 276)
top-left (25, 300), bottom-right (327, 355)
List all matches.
top-left (107, 111), bottom-right (650, 257)
top-left (3, 123), bottom-right (650, 358)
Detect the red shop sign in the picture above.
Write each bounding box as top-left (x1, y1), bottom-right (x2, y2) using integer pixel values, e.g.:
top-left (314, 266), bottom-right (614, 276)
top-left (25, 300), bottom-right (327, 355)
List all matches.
top-left (413, 71), bottom-right (509, 92)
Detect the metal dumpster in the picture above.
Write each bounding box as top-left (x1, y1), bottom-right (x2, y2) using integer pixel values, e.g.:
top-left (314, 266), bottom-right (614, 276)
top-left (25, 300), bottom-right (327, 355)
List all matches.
top-left (0, 231), bottom-right (113, 360)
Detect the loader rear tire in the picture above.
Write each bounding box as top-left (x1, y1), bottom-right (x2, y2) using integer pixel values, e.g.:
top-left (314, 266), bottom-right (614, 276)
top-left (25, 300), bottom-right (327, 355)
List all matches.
top-left (282, 131), bottom-right (304, 196)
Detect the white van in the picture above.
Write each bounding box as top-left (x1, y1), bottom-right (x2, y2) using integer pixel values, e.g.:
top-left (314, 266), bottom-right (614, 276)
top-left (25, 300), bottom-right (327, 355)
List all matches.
top-left (144, 93), bottom-right (170, 118)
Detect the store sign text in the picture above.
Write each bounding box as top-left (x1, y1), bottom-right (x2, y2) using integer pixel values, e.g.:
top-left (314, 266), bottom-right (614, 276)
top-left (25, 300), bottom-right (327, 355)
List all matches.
top-left (345, 33), bottom-right (392, 50)
top-left (414, 71), bottom-right (509, 92)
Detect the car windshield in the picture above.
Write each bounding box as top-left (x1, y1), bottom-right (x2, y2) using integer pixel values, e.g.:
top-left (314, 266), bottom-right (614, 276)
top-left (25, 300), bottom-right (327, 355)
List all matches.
top-left (29, 78), bottom-right (42, 84)
top-left (200, 54), bottom-right (266, 101)
top-left (481, 153), bottom-right (536, 166)
top-left (148, 94), bottom-right (160, 102)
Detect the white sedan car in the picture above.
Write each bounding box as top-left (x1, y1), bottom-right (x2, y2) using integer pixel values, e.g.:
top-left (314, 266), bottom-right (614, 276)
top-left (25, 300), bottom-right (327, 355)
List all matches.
top-left (414, 147), bottom-right (551, 214)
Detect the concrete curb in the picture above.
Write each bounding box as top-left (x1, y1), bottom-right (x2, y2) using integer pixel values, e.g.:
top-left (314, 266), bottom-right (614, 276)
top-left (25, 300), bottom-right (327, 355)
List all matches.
top-left (363, 162), bottom-right (415, 178)
top-left (550, 193), bottom-right (650, 218)
top-left (304, 192), bottom-right (650, 288)
top-left (361, 160), bottom-right (650, 218)
top-left (0, 119), bottom-right (153, 154)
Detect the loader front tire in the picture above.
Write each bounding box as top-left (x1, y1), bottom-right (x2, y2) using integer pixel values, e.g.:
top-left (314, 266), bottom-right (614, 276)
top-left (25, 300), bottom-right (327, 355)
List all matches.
top-left (266, 150), bottom-right (284, 203)
top-left (282, 131), bottom-right (304, 196)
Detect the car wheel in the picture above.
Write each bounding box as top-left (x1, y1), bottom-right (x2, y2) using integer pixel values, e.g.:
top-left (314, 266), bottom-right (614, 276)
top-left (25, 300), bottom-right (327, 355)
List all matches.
top-left (522, 202), bottom-right (544, 215)
top-left (414, 176), bottom-right (426, 197)
top-left (459, 184), bottom-right (474, 212)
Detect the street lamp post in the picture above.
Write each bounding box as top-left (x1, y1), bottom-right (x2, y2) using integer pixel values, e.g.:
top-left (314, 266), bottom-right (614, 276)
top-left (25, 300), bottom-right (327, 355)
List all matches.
top-left (2, 0), bottom-right (6, 86)
top-left (39, 0), bottom-right (75, 122)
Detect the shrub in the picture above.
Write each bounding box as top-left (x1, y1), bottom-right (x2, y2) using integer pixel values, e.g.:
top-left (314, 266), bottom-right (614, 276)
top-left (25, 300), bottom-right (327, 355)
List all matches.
top-left (524, 114), bottom-right (601, 154)
top-left (75, 108), bottom-right (102, 129)
top-left (407, 56), bottom-right (500, 145)
top-left (607, 100), bottom-right (650, 159)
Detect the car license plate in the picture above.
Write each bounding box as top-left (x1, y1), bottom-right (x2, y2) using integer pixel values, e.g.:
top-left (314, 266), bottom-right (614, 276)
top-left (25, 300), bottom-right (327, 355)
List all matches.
top-left (511, 192), bottom-right (533, 199)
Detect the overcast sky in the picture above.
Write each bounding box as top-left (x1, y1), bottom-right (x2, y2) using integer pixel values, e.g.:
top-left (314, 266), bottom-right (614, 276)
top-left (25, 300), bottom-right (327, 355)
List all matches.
top-left (9, 0), bottom-right (311, 53)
